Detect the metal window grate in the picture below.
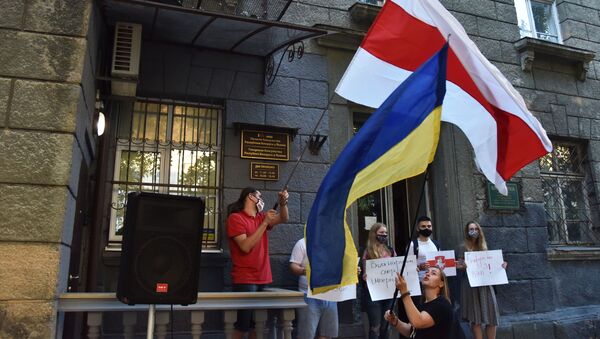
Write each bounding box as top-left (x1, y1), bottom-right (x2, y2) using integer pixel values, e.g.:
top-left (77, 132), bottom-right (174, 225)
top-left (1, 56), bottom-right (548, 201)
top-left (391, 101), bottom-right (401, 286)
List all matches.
top-left (540, 142), bottom-right (600, 245)
top-left (108, 99), bottom-right (222, 250)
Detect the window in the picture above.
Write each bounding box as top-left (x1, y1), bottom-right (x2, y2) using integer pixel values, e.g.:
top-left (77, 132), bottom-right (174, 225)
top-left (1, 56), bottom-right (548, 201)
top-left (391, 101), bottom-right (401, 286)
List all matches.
top-left (540, 142), bottom-right (600, 245)
top-left (108, 100), bottom-right (222, 250)
top-left (515, 0), bottom-right (562, 43)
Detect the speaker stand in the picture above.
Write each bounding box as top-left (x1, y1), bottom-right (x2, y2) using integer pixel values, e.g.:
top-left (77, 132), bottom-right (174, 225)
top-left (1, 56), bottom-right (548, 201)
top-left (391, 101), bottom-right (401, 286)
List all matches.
top-left (146, 304), bottom-right (156, 339)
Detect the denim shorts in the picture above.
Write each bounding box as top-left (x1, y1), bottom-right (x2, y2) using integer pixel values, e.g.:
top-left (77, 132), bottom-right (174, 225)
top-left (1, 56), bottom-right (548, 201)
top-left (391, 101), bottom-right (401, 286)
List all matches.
top-left (232, 284), bottom-right (266, 332)
top-left (296, 294), bottom-right (338, 339)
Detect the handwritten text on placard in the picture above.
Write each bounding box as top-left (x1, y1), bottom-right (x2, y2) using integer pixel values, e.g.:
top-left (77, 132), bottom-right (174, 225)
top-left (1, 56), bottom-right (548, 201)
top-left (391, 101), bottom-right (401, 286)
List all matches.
top-left (365, 256), bottom-right (421, 301)
top-left (465, 250), bottom-right (508, 287)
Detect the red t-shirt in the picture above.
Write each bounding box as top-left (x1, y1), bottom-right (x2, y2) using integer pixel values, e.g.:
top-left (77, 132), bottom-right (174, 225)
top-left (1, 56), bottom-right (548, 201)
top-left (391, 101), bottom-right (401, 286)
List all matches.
top-left (227, 211), bottom-right (272, 284)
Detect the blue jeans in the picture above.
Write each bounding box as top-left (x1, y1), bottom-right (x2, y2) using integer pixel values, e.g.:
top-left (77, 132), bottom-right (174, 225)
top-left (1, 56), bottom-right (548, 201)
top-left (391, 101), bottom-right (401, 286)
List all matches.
top-left (232, 284), bottom-right (266, 332)
top-left (297, 294), bottom-right (338, 339)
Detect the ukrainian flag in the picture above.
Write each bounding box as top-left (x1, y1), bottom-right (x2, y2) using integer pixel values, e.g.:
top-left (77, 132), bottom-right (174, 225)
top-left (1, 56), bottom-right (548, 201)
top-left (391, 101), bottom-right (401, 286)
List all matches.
top-left (306, 43), bottom-right (449, 294)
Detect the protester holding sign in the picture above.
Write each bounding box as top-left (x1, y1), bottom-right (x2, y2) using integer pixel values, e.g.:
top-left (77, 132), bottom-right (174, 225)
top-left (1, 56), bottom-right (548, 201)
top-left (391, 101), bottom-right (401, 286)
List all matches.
top-left (456, 221), bottom-right (507, 339)
top-left (383, 267), bottom-right (453, 339)
top-left (408, 216), bottom-right (441, 280)
top-left (398, 216), bottom-right (442, 339)
top-left (361, 223), bottom-right (395, 339)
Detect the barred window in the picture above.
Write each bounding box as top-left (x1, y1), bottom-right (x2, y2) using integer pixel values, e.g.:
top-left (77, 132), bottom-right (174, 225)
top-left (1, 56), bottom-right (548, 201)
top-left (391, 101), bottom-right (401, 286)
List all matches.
top-left (540, 142), bottom-right (600, 245)
top-left (108, 100), bottom-right (222, 250)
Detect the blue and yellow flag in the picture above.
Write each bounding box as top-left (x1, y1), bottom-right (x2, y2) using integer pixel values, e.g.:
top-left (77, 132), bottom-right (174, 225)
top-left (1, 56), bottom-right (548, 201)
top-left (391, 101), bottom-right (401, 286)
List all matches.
top-left (306, 43), bottom-right (449, 294)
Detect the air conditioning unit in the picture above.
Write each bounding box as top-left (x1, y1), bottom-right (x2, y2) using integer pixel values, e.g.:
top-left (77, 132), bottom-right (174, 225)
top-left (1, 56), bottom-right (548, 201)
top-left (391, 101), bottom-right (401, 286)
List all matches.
top-left (111, 22), bottom-right (142, 96)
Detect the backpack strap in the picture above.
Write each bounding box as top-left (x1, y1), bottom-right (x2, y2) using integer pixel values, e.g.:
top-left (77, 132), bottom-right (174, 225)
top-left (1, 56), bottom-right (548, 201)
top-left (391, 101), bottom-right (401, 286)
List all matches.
top-left (432, 239), bottom-right (441, 251)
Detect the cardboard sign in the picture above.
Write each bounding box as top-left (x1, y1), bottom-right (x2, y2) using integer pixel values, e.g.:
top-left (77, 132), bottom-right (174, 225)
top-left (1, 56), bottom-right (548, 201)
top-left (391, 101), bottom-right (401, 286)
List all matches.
top-left (465, 250), bottom-right (508, 287)
top-left (365, 256), bottom-right (421, 301)
top-left (308, 284), bottom-right (356, 302)
top-left (424, 250), bottom-right (457, 277)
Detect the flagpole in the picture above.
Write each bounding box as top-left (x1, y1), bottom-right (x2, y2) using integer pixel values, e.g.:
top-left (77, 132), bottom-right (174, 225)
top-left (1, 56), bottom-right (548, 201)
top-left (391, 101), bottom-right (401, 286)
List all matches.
top-left (272, 90), bottom-right (337, 210)
top-left (382, 168), bottom-right (430, 334)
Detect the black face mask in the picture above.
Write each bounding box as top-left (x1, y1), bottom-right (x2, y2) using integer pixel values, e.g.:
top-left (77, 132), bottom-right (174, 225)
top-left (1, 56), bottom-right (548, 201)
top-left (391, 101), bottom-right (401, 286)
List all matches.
top-left (376, 235), bottom-right (388, 244)
top-left (418, 228), bottom-right (433, 237)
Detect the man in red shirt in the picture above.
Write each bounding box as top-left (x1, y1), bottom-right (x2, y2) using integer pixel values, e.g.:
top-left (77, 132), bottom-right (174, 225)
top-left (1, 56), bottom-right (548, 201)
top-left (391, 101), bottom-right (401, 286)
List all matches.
top-left (226, 187), bottom-right (289, 339)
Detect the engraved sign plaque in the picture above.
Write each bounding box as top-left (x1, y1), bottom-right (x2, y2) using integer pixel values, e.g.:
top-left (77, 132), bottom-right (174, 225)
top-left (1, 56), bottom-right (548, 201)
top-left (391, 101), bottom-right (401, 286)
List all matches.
top-left (250, 162), bottom-right (279, 181)
top-left (241, 130), bottom-right (290, 161)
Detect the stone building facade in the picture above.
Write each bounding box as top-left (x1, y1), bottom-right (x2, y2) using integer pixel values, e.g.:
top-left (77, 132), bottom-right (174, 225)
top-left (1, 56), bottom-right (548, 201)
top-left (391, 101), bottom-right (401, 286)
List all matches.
top-left (282, 0), bottom-right (600, 338)
top-left (0, 1), bottom-right (97, 337)
top-left (1, 0), bottom-right (600, 338)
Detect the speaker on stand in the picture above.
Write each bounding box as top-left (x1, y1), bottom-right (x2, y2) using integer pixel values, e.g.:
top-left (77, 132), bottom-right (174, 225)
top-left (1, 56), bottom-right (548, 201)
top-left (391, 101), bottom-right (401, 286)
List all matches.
top-left (116, 192), bottom-right (205, 337)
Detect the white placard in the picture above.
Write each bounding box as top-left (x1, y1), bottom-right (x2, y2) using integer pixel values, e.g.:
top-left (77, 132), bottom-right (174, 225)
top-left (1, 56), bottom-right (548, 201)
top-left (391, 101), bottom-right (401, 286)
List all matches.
top-left (365, 256), bottom-right (421, 301)
top-left (465, 250), bottom-right (508, 287)
top-left (308, 284), bottom-right (356, 302)
top-left (424, 250), bottom-right (457, 277)
top-left (364, 216), bottom-right (378, 230)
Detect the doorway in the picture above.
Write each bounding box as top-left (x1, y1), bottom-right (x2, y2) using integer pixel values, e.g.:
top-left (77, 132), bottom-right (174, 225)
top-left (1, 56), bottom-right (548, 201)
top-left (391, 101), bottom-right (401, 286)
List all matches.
top-left (344, 112), bottom-right (433, 336)
top-left (351, 111), bottom-right (431, 255)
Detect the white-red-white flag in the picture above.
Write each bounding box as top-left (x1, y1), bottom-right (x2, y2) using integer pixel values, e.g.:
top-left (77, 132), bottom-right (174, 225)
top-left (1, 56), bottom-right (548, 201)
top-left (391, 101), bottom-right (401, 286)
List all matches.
top-left (336, 0), bottom-right (552, 194)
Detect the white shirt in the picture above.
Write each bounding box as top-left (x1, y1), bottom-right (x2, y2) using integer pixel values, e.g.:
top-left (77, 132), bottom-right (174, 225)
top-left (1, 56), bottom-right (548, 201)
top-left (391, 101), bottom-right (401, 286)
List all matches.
top-left (289, 238), bottom-right (308, 292)
top-left (417, 238), bottom-right (439, 256)
top-left (408, 238), bottom-right (439, 280)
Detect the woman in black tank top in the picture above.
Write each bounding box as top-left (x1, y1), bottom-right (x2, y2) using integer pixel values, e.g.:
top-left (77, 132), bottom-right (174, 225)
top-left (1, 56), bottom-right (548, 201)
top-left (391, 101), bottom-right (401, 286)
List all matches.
top-left (384, 266), bottom-right (453, 339)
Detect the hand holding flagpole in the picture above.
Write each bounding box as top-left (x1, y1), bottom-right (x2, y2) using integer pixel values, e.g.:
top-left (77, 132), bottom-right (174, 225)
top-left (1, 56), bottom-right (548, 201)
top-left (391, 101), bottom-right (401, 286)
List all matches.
top-left (382, 169), bottom-right (429, 334)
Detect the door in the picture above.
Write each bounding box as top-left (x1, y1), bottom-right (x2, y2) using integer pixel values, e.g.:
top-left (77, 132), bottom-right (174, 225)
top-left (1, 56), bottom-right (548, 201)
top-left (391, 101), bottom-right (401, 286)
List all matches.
top-left (62, 161), bottom-right (94, 338)
top-left (392, 173), bottom-right (430, 255)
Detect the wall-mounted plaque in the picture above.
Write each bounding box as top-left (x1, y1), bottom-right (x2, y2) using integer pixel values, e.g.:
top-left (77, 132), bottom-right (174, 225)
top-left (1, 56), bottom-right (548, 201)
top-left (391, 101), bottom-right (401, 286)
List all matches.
top-left (487, 182), bottom-right (520, 210)
top-left (241, 130), bottom-right (290, 161)
top-left (250, 162), bottom-right (279, 181)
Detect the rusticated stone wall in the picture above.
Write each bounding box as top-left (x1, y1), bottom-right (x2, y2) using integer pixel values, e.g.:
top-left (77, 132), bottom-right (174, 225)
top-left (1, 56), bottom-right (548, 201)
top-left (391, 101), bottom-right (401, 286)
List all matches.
top-left (0, 1), bottom-right (95, 338)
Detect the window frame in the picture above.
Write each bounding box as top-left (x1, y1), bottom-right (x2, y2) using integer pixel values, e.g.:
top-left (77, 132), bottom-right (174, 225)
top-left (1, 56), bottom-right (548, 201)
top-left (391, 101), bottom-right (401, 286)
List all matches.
top-left (516, 0), bottom-right (563, 44)
top-left (109, 144), bottom-right (170, 243)
top-left (540, 141), bottom-right (598, 246)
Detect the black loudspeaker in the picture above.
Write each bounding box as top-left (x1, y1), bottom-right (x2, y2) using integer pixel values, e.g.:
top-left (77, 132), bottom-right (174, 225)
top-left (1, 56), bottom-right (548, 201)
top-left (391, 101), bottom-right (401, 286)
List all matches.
top-left (117, 192), bottom-right (205, 305)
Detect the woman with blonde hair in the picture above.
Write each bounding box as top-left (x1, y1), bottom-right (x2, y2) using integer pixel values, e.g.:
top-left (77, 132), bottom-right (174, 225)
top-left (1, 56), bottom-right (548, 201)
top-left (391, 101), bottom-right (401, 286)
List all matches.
top-left (361, 223), bottom-right (395, 339)
top-left (457, 221), bottom-right (507, 339)
top-left (383, 266), bottom-right (453, 339)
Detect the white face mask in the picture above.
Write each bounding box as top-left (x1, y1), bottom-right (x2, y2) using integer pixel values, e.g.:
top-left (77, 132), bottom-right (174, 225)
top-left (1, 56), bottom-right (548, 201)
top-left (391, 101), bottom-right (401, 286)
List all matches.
top-left (256, 199), bottom-right (265, 212)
